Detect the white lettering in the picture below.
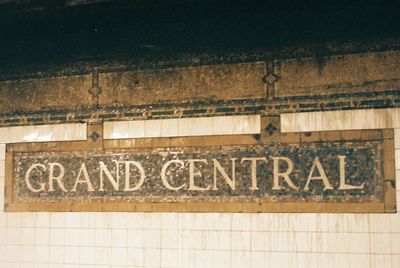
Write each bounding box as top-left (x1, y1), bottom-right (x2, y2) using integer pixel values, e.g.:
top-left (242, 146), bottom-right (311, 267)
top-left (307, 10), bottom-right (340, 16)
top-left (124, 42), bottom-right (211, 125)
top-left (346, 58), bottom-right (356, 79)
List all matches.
top-left (241, 157), bottom-right (268, 190)
top-left (161, 159), bottom-right (186, 191)
top-left (48, 163), bottom-right (67, 192)
top-left (71, 162), bottom-right (94, 192)
top-left (338, 155), bottom-right (365, 190)
top-left (304, 157), bottom-right (333, 191)
top-left (212, 158), bottom-right (236, 190)
top-left (24, 164), bottom-right (46, 192)
top-left (187, 159), bottom-right (210, 191)
top-left (272, 157), bottom-right (299, 190)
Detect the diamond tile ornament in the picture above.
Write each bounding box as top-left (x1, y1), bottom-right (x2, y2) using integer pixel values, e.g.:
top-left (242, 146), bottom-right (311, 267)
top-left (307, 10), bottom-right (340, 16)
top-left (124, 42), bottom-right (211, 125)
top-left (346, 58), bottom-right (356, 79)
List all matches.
top-left (265, 123), bottom-right (277, 136)
top-left (88, 85), bottom-right (101, 96)
top-left (90, 131), bottom-right (100, 141)
top-left (261, 71), bottom-right (281, 85)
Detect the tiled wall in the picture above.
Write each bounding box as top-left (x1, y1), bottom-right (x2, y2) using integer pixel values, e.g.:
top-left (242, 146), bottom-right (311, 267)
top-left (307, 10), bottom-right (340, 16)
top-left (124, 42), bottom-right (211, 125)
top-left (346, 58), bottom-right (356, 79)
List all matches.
top-left (0, 112), bottom-right (400, 268)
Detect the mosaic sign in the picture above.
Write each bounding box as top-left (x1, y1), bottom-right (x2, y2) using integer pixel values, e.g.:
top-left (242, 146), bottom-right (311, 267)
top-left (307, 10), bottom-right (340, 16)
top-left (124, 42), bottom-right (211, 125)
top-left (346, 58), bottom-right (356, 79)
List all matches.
top-left (11, 141), bottom-right (383, 204)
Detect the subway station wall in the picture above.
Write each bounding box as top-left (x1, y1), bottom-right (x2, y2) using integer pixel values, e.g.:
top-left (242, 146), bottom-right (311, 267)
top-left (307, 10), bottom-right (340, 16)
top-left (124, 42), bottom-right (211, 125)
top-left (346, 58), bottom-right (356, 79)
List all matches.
top-left (0, 51), bottom-right (400, 114)
top-left (0, 109), bottom-right (400, 267)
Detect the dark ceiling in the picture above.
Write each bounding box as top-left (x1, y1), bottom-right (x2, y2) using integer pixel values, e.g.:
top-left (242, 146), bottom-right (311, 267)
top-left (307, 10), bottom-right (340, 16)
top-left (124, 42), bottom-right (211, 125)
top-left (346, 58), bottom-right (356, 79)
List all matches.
top-left (0, 0), bottom-right (399, 70)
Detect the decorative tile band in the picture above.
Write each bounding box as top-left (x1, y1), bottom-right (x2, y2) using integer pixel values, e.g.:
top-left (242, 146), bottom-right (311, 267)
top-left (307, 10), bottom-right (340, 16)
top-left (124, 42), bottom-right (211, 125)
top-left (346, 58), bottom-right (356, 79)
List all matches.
top-left (0, 90), bottom-right (398, 128)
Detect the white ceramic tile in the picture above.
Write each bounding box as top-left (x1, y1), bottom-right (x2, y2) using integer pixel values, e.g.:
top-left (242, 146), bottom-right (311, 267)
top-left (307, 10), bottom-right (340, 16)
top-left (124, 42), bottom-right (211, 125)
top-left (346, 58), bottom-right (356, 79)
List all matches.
top-left (369, 214), bottom-right (391, 233)
top-left (161, 119), bottom-right (178, 137)
top-left (5, 228), bottom-right (20, 245)
top-left (161, 230), bottom-right (178, 249)
top-left (143, 214), bottom-right (161, 230)
top-left (35, 213), bottom-right (50, 228)
top-left (349, 253), bottom-right (370, 268)
top-left (0, 144), bottom-right (5, 160)
top-left (337, 214), bottom-right (369, 233)
top-left (161, 213), bottom-right (178, 230)
top-left (79, 246), bottom-right (97, 265)
top-left (0, 213), bottom-right (5, 228)
top-left (370, 233), bottom-right (392, 254)
top-left (20, 245), bottom-right (35, 263)
top-left (127, 247), bottom-right (144, 266)
top-left (19, 213), bottom-right (37, 229)
top-left (50, 125), bottom-right (66, 141)
top-left (104, 115), bottom-right (260, 139)
top-left (64, 213), bottom-right (81, 228)
top-left (9, 126), bottom-right (25, 143)
top-left (391, 108), bottom-right (400, 128)
top-left (211, 116), bottom-right (229, 135)
top-left (231, 214), bottom-right (251, 231)
top-left (20, 228), bottom-right (35, 245)
top-left (128, 120), bottom-right (145, 138)
top-left (0, 128), bottom-right (10, 143)
top-left (7, 213), bottom-right (21, 228)
top-left (177, 117), bottom-right (196, 136)
top-left (49, 228), bottom-right (64, 245)
top-left (35, 228), bottom-right (49, 245)
top-left (48, 245), bottom-right (64, 264)
top-left (50, 214), bottom-right (65, 228)
top-left (103, 122), bottom-right (113, 139)
top-left (286, 214), bottom-right (317, 232)
top-left (212, 231), bottom-right (229, 250)
top-left (267, 232), bottom-right (289, 252)
top-left (63, 246), bottom-right (80, 264)
top-left (281, 108), bottom-right (393, 132)
top-left (127, 229), bottom-right (144, 248)
top-left (63, 123), bottom-right (86, 141)
top-left (396, 150), bottom-right (400, 169)
top-left (182, 117), bottom-right (211, 136)
top-left (268, 252), bottom-right (289, 268)
top-left (111, 229), bottom-right (127, 247)
top-left (144, 229), bottom-right (161, 248)
top-left (390, 213), bottom-right (400, 232)
top-left (36, 125), bottom-right (53, 141)
top-left (398, 190), bottom-right (400, 211)
top-left (396, 169), bottom-right (400, 190)
top-left (144, 119), bottom-right (162, 137)
top-left (161, 248), bottom-right (178, 265)
top-left (94, 246), bottom-right (108, 265)
top-left (5, 245), bottom-right (20, 262)
top-left (95, 228), bottom-right (111, 246)
top-left (251, 231), bottom-right (268, 251)
top-left (347, 233), bottom-right (370, 253)
top-left (391, 234), bottom-right (400, 254)
top-left (395, 129), bottom-right (400, 149)
top-left (0, 161), bottom-right (4, 177)
top-left (144, 248), bottom-right (161, 267)
top-left (393, 255), bottom-right (400, 268)
top-left (78, 228), bottom-right (96, 246)
top-left (34, 245), bottom-right (49, 263)
top-left (64, 228), bottom-right (80, 246)
top-left (109, 121), bottom-right (130, 139)
top-left (126, 213), bottom-right (145, 229)
top-left (74, 123), bottom-right (87, 140)
top-left (372, 254), bottom-right (392, 268)
top-left (250, 251), bottom-right (267, 268)
top-left (0, 194), bottom-right (4, 212)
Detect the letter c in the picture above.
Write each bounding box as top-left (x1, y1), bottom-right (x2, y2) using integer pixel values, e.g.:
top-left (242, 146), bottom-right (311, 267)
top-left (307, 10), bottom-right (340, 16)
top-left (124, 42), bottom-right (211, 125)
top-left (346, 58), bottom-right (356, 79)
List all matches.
top-left (161, 160), bottom-right (186, 191)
